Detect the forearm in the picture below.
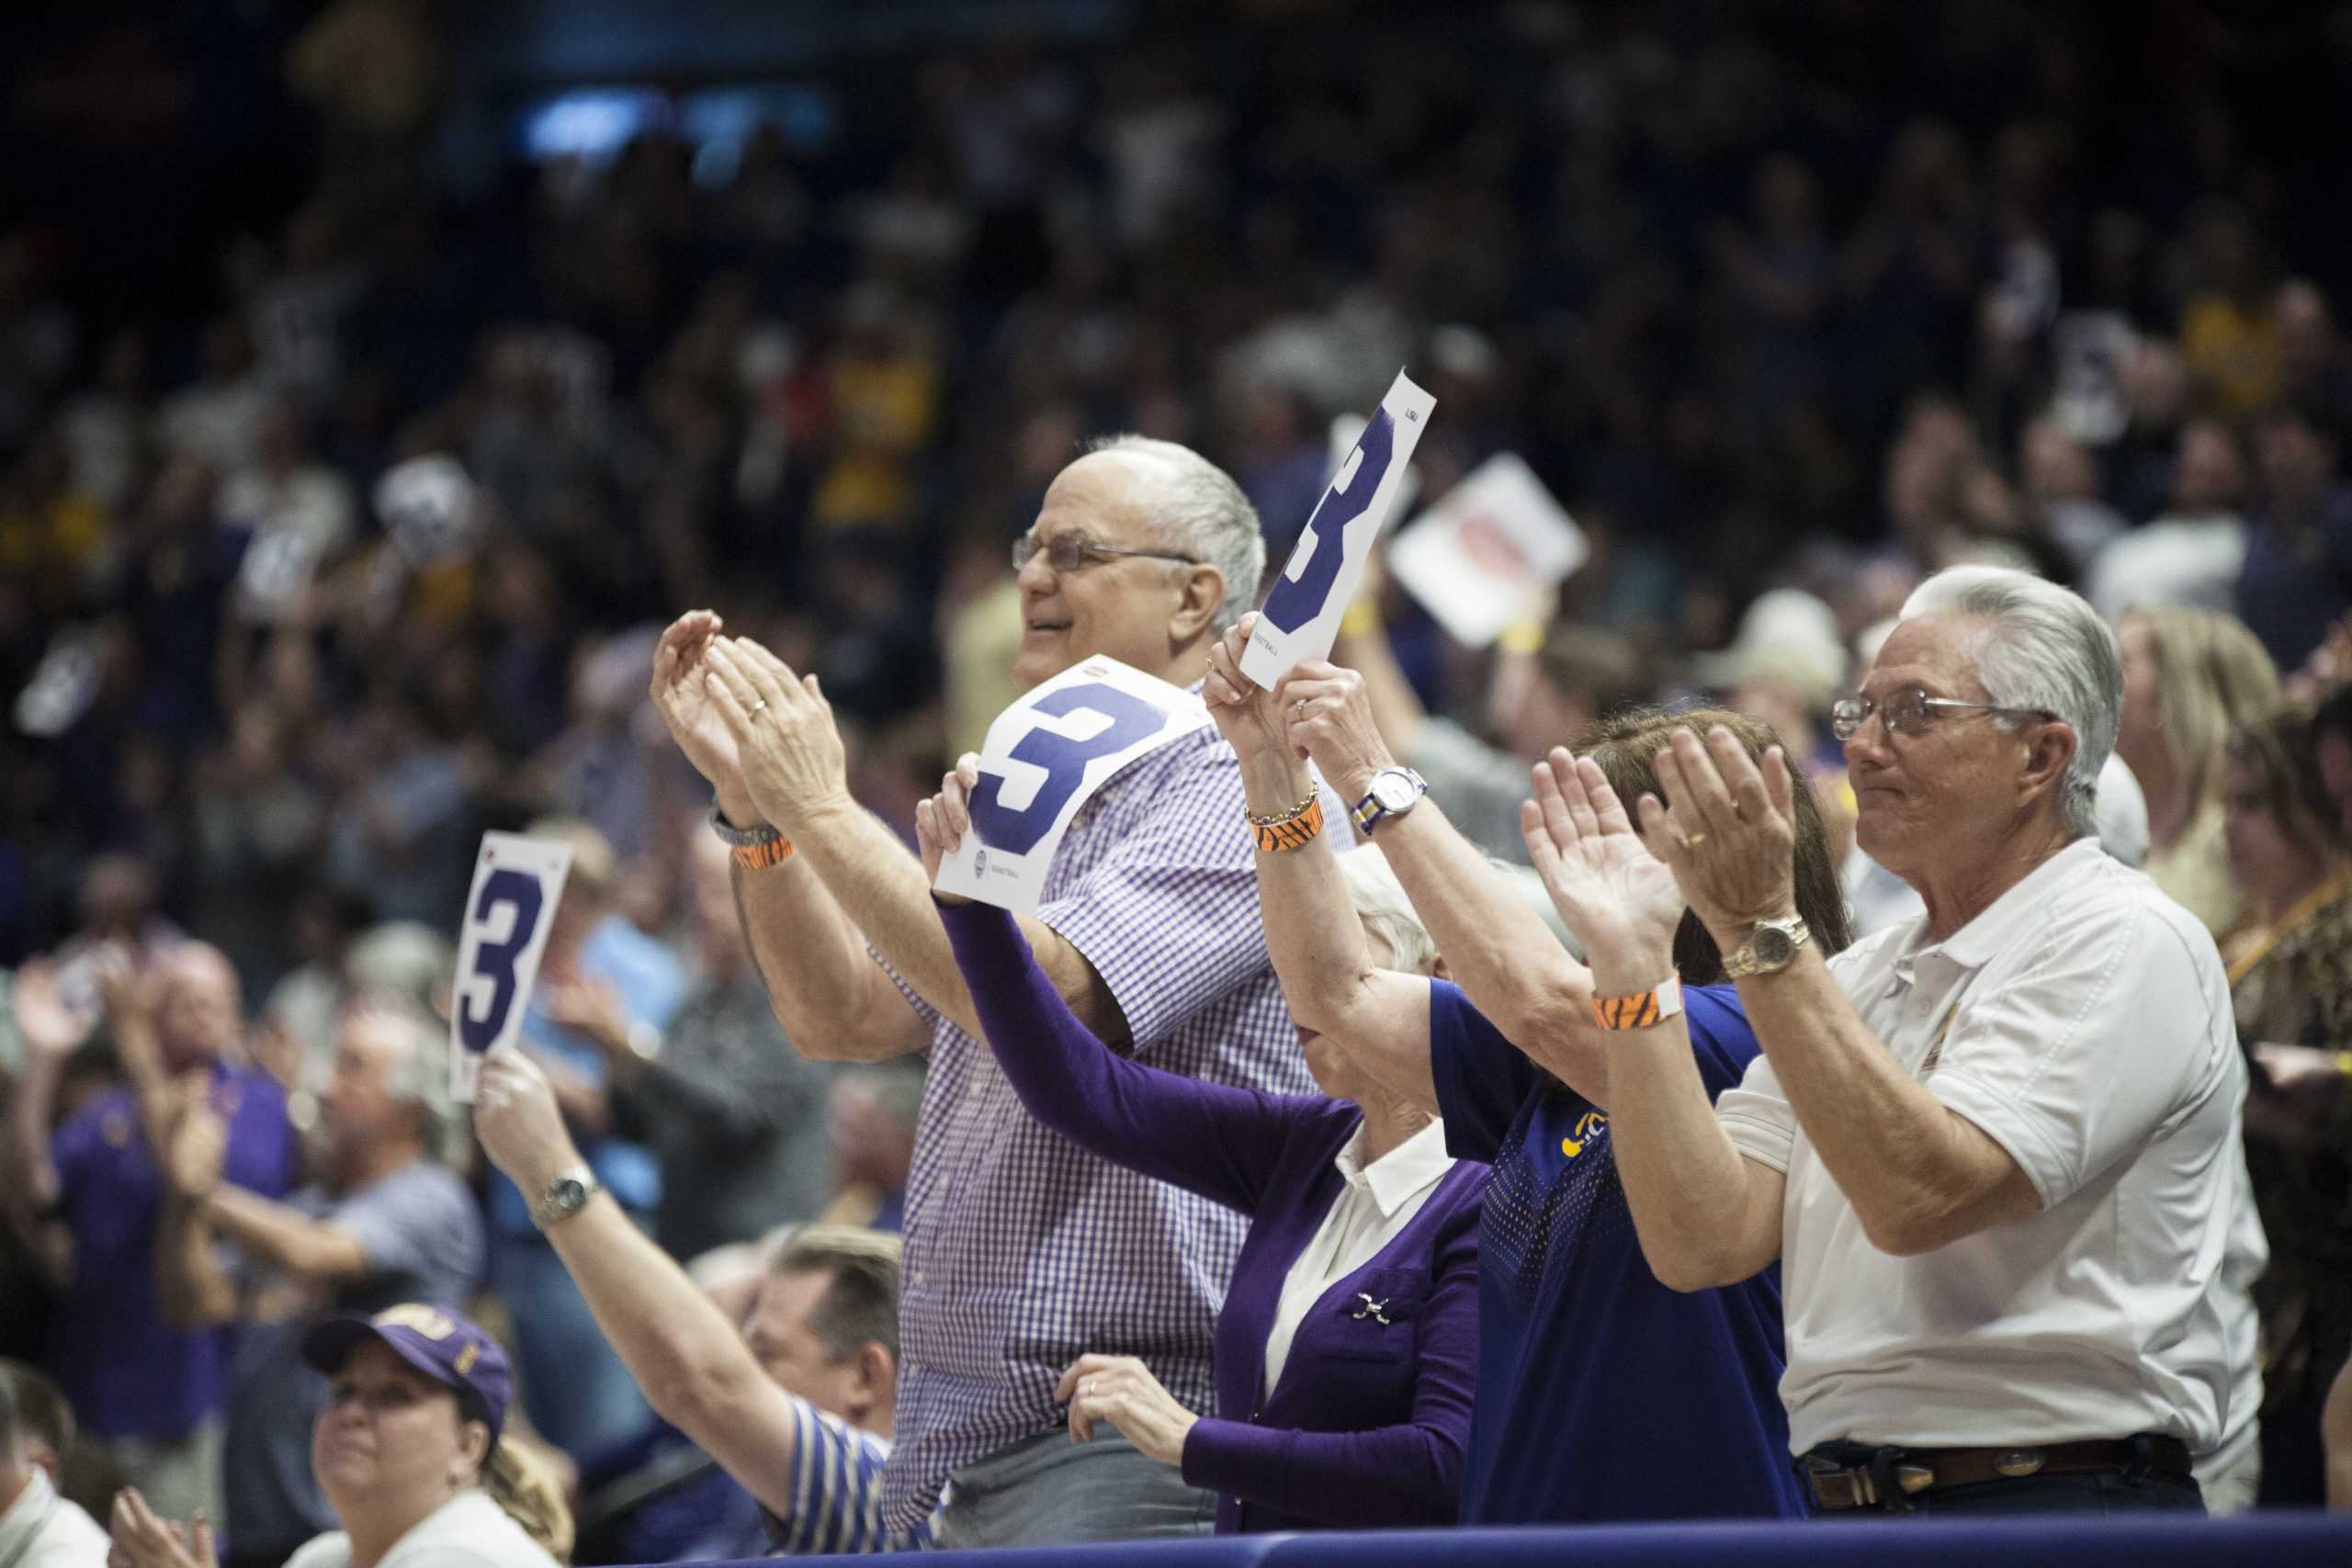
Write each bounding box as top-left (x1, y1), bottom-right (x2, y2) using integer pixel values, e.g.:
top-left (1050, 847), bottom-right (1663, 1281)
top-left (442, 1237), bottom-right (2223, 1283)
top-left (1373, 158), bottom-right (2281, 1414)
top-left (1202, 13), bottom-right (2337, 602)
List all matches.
top-left (1238, 750), bottom-right (1434, 1109)
top-left (1182, 1419), bottom-right (1461, 1527)
top-left (535, 1190), bottom-right (786, 1466)
top-left (155, 1194), bottom-right (239, 1328)
top-left (1735, 951), bottom-right (2030, 1253)
top-left (1366, 801), bottom-right (1607, 1102)
top-left (729, 839), bottom-right (926, 1063)
top-left (793, 800), bottom-right (1125, 1047)
top-left (5, 1053), bottom-right (62, 1212)
top-left (201, 1187), bottom-right (368, 1280)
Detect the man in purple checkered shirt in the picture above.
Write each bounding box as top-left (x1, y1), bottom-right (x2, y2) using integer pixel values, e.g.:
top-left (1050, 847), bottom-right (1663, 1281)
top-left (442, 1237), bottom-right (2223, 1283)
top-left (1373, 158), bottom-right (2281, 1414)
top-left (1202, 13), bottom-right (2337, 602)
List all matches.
top-left (648, 436), bottom-right (1315, 1548)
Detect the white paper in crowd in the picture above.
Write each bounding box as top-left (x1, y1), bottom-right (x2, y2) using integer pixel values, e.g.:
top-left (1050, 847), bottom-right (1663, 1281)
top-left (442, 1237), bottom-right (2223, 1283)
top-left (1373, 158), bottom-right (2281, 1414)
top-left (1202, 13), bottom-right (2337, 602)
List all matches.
top-left (1387, 452), bottom-right (1589, 649)
top-left (1242, 369), bottom-right (1437, 687)
top-left (233, 526), bottom-right (327, 625)
top-left (14, 627), bottom-right (100, 738)
top-left (375, 454), bottom-right (481, 567)
top-left (2050, 310), bottom-right (2137, 446)
top-left (933, 657), bottom-right (1211, 915)
top-left (449, 833), bottom-right (573, 1103)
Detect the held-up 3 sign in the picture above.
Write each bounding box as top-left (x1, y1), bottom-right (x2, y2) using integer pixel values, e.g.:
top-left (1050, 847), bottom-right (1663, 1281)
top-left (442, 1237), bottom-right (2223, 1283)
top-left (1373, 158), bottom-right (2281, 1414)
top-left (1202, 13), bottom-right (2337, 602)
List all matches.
top-left (449, 832), bottom-right (572, 1103)
top-left (933, 659), bottom-right (1211, 914)
top-left (1241, 369), bottom-right (1436, 689)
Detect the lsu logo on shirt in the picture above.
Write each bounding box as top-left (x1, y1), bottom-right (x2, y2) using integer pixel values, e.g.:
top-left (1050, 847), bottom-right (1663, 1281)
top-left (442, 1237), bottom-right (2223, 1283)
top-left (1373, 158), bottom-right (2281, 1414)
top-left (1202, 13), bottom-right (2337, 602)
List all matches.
top-left (1561, 1110), bottom-right (1608, 1158)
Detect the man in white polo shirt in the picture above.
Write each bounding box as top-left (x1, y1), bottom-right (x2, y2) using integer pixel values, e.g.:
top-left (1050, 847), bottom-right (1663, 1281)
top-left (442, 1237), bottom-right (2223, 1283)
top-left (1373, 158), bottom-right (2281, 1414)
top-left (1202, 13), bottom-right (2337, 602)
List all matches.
top-left (1520, 564), bottom-right (2242, 1515)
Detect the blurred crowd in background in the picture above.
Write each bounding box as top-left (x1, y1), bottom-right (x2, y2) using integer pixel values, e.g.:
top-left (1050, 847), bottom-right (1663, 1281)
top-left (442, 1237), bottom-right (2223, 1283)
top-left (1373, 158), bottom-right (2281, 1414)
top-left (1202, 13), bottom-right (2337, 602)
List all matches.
top-left (3, 0), bottom-right (2352, 1557)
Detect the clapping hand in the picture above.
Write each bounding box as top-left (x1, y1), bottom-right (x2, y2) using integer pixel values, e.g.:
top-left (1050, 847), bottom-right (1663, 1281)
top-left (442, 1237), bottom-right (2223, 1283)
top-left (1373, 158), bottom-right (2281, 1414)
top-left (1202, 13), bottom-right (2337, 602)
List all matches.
top-left (1642, 728), bottom-right (1802, 949)
top-left (912, 754), bottom-right (979, 907)
top-left (10, 960), bottom-right (97, 1066)
top-left (1521, 748), bottom-right (1685, 985)
top-left (108, 1490), bottom-right (215, 1568)
top-left (700, 637), bottom-right (852, 834)
top-left (650, 612), bottom-right (752, 820)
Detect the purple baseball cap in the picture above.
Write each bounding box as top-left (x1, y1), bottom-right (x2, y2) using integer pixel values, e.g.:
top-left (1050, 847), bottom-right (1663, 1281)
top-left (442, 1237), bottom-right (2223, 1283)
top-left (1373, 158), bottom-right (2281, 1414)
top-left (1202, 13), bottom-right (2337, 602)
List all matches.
top-left (301, 1303), bottom-right (512, 1440)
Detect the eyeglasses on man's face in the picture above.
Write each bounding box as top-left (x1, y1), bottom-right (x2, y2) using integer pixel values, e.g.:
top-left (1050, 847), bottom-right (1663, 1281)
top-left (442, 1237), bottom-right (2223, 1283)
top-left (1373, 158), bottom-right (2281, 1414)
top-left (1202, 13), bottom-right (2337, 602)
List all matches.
top-left (1829, 685), bottom-right (2054, 742)
top-left (1012, 528), bottom-right (1202, 576)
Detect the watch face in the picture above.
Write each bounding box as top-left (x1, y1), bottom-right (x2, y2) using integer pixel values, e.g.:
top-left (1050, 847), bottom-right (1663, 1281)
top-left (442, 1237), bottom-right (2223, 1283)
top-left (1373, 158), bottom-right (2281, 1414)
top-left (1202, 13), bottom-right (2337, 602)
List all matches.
top-left (1372, 773), bottom-right (1418, 811)
top-left (1753, 927), bottom-right (1795, 964)
top-left (548, 1177), bottom-right (587, 1213)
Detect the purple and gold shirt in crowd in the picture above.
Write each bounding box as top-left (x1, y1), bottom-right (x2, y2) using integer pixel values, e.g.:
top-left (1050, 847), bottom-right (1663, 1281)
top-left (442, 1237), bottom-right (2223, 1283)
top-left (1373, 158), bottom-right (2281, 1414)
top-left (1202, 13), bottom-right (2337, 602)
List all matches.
top-left (48, 1060), bottom-right (300, 1440)
top-left (875, 721), bottom-right (1313, 1531)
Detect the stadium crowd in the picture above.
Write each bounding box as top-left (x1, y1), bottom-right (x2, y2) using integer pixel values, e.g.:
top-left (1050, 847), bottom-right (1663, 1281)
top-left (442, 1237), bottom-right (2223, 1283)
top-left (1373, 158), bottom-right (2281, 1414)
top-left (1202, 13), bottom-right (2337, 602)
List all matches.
top-left (5, 0), bottom-right (2352, 1562)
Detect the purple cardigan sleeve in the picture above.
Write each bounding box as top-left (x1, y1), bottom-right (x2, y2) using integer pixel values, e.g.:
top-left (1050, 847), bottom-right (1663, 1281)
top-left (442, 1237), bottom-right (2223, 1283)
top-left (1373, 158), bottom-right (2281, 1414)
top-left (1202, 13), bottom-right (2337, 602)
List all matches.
top-left (1177, 1177), bottom-right (1481, 1526)
top-left (938, 898), bottom-right (1309, 1217)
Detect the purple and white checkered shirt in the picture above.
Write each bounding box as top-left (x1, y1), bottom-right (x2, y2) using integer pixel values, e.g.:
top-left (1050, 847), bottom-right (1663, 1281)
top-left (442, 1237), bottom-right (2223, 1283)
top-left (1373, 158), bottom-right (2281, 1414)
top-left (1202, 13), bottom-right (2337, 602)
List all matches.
top-left (874, 721), bottom-right (1312, 1532)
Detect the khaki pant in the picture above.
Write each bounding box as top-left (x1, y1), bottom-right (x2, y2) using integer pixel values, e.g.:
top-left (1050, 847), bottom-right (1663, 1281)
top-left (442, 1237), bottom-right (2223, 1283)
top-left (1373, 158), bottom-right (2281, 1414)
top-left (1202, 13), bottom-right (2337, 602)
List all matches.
top-left (87, 1419), bottom-right (223, 1529)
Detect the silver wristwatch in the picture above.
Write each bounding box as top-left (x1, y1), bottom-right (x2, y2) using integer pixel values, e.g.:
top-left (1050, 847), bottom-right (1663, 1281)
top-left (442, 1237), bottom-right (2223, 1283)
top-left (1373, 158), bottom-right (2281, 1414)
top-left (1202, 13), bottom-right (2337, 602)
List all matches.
top-left (532, 1166), bottom-right (601, 1230)
top-left (1350, 766), bottom-right (1428, 835)
top-left (1724, 916), bottom-right (1812, 979)
top-left (707, 804), bottom-right (783, 849)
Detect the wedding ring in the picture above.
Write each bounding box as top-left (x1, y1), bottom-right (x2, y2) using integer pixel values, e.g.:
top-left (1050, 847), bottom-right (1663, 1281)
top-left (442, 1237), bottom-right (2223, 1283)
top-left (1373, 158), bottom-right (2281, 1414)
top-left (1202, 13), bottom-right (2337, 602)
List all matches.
top-left (1291, 699), bottom-right (1306, 720)
top-left (1685, 831), bottom-right (1709, 848)
top-left (748, 698), bottom-right (767, 716)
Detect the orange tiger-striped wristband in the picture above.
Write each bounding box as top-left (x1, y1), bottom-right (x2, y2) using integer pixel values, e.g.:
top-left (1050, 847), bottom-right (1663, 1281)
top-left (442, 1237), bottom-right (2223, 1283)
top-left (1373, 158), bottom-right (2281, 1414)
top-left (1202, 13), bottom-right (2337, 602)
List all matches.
top-left (1249, 795), bottom-right (1325, 854)
top-left (1591, 974), bottom-right (1684, 1031)
top-left (732, 836), bottom-right (795, 872)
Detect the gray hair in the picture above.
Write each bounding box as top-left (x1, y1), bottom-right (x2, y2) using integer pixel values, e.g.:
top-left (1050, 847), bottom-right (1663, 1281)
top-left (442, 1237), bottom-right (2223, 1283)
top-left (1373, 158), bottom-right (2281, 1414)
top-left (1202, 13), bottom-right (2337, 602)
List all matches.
top-left (1336, 844), bottom-right (1439, 976)
top-left (1085, 435), bottom-right (1266, 635)
top-left (346, 997), bottom-right (458, 1161)
top-left (1898, 566), bottom-right (2122, 838)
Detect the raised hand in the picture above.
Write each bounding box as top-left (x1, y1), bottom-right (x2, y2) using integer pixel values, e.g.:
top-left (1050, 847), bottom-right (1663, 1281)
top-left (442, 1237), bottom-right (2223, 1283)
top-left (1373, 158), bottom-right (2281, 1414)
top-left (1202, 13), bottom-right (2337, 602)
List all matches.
top-left (162, 1097), bottom-right (228, 1200)
top-left (701, 637), bottom-right (851, 834)
top-left (1055, 1353), bottom-right (1200, 1467)
top-left (649, 611), bottom-right (752, 819)
top-left (109, 1489), bottom-right (216, 1568)
top-left (10, 960), bottom-right (96, 1064)
top-left (1272, 659), bottom-right (1399, 802)
top-left (1521, 750), bottom-right (1685, 975)
top-left (1640, 728), bottom-right (1802, 948)
top-left (474, 1044), bottom-right (583, 1197)
top-left (1202, 615), bottom-right (1290, 761)
top-left (913, 754), bottom-right (978, 906)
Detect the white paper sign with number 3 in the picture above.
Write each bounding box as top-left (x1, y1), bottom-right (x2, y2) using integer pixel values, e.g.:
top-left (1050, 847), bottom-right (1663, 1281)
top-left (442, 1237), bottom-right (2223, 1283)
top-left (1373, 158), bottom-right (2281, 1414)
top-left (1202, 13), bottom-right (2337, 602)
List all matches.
top-left (1240, 369), bottom-right (1436, 689)
top-left (449, 832), bottom-right (573, 1103)
top-left (933, 658), bottom-right (1211, 916)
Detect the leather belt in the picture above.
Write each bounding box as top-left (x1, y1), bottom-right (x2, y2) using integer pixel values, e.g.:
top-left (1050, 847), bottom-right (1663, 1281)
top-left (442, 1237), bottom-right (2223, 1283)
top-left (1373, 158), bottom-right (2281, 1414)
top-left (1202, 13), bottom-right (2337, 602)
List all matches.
top-left (1804, 1436), bottom-right (2193, 1511)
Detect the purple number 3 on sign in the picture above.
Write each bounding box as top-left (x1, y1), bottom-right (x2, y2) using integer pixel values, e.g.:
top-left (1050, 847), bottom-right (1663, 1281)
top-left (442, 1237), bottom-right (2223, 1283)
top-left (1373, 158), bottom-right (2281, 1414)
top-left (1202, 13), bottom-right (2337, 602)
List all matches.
top-left (1261, 408), bottom-right (1397, 635)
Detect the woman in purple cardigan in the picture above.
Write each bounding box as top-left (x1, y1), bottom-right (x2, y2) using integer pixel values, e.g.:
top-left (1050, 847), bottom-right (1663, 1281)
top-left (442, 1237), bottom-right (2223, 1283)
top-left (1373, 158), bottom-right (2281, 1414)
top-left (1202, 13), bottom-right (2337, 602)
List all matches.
top-left (915, 792), bottom-right (1485, 1535)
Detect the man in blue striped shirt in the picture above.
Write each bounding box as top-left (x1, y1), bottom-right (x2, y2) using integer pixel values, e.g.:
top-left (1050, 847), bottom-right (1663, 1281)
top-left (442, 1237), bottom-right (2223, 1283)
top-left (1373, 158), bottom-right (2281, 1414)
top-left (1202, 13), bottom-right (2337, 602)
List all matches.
top-left (473, 1045), bottom-right (938, 1552)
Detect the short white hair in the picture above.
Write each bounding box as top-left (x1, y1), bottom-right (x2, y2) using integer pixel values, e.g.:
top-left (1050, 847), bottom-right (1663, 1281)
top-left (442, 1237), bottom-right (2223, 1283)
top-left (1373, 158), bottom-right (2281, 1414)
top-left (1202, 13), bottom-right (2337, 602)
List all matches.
top-left (1898, 566), bottom-right (2122, 839)
top-left (1085, 435), bottom-right (1266, 634)
top-left (1336, 844), bottom-right (1439, 975)
top-left (345, 998), bottom-right (458, 1162)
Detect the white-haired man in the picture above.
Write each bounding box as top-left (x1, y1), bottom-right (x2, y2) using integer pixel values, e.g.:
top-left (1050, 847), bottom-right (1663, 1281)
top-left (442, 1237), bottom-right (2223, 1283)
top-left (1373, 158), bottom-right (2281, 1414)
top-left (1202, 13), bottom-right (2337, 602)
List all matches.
top-left (647, 436), bottom-right (1311, 1546)
top-left (1521, 565), bottom-right (2245, 1515)
top-left (151, 1001), bottom-right (482, 1568)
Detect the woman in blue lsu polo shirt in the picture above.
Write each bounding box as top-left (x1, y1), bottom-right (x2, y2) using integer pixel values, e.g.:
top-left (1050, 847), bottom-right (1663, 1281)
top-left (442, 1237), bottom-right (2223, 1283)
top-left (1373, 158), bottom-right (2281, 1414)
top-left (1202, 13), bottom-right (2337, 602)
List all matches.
top-left (1206, 622), bottom-right (1849, 1521)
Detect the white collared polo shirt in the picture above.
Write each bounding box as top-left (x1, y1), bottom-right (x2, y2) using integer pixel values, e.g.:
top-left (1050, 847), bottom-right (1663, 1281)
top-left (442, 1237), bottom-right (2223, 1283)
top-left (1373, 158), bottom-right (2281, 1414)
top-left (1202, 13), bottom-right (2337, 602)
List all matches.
top-left (1718, 838), bottom-right (2246, 1454)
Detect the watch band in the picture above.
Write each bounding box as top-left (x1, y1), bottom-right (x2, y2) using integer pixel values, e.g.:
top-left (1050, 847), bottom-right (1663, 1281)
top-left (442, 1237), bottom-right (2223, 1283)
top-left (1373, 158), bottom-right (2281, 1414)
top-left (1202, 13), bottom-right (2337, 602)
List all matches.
top-left (1724, 917), bottom-right (1812, 978)
top-left (1591, 974), bottom-right (1684, 1031)
top-left (531, 1167), bottom-right (601, 1230)
top-left (1350, 767), bottom-right (1428, 836)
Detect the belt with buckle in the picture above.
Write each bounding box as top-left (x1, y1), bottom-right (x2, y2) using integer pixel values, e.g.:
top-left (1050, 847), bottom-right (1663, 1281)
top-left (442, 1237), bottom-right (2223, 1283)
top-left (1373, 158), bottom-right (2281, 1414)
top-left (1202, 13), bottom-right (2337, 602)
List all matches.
top-left (1803, 1436), bottom-right (2192, 1511)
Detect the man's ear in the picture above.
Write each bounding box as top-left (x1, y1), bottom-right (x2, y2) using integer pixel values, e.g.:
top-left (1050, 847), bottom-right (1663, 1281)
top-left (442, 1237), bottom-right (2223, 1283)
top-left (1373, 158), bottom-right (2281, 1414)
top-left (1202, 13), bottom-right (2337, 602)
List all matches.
top-left (1428, 954), bottom-right (1453, 982)
top-left (2019, 720), bottom-right (2077, 806)
top-left (1168, 565), bottom-right (1225, 647)
top-left (848, 1342), bottom-right (896, 1421)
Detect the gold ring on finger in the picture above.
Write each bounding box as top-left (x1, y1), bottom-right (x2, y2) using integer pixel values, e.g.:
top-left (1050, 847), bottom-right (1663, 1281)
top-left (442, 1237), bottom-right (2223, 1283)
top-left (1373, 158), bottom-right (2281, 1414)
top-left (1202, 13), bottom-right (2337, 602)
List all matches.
top-left (1685, 831), bottom-right (1709, 848)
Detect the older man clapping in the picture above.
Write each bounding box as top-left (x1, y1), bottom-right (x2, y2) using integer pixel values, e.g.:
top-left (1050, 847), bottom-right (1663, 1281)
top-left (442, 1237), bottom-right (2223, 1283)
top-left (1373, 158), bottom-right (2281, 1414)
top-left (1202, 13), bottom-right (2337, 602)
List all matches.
top-left (1523, 565), bottom-right (2246, 1517)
